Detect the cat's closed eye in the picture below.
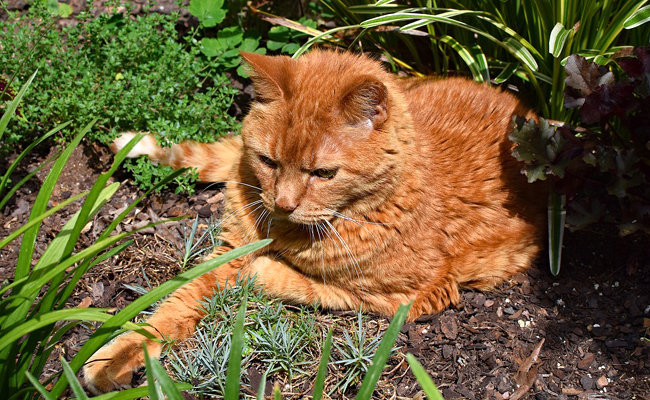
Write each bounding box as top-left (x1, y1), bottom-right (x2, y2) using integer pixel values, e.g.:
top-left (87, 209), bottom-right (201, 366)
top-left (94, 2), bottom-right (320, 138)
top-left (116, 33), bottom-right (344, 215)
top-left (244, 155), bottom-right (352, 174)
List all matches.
top-left (259, 155), bottom-right (277, 169)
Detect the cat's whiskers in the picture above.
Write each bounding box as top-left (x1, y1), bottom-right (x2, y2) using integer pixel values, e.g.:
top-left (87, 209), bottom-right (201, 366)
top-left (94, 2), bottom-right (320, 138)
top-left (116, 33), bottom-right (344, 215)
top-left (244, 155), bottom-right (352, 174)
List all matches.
top-left (325, 209), bottom-right (383, 251)
top-left (265, 214), bottom-right (273, 239)
top-left (318, 223), bottom-right (353, 284)
top-left (211, 199), bottom-right (263, 233)
top-left (324, 219), bottom-right (368, 295)
top-left (314, 222), bottom-right (330, 287)
top-left (202, 180), bottom-right (263, 193)
top-left (323, 208), bottom-right (395, 226)
top-left (239, 204), bottom-right (269, 245)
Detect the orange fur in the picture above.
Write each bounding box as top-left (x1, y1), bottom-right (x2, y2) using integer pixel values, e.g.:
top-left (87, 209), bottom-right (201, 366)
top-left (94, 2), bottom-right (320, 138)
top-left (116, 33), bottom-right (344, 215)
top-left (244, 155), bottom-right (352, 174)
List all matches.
top-left (84, 51), bottom-right (546, 393)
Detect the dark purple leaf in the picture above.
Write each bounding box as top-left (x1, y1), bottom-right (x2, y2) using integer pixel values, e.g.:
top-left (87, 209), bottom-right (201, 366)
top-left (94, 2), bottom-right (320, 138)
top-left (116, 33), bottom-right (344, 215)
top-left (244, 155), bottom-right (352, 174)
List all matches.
top-left (580, 82), bottom-right (636, 124)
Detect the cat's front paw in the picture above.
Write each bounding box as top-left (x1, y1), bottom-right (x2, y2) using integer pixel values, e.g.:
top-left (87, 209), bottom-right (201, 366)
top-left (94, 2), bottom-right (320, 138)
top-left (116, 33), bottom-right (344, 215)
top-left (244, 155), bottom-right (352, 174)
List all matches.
top-left (83, 334), bottom-right (161, 394)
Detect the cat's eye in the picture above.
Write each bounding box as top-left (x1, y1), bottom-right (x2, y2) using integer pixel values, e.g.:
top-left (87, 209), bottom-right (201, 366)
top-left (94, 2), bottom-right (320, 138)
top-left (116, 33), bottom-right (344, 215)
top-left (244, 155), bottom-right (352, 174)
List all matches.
top-left (312, 168), bottom-right (337, 179)
top-left (259, 155), bottom-right (277, 169)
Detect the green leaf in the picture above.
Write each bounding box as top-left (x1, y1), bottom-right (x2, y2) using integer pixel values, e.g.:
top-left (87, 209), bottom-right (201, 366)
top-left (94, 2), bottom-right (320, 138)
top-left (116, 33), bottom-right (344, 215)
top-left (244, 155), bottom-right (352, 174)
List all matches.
top-left (256, 369), bottom-right (269, 400)
top-left (57, 2), bottom-right (73, 18)
top-left (493, 63), bottom-right (518, 84)
top-left (355, 302), bottom-right (411, 399)
top-left (0, 121), bottom-right (70, 207)
top-left (267, 40), bottom-right (286, 51)
top-left (225, 295), bottom-right (247, 400)
top-left (69, 385), bottom-right (192, 400)
top-left (0, 308), bottom-right (140, 352)
top-left (0, 190), bottom-right (87, 251)
top-left (469, 44), bottom-right (489, 83)
top-left (188, 0), bottom-right (226, 27)
top-left (239, 37), bottom-right (260, 53)
top-left (146, 346), bottom-right (183, 400)
top-left (312, 329), bottom-right (333, 400)
top-left (14, 119), bottom-right (94, 282)
top-left (24, 372), bottom-right (55, 400)
top-left (405, 354), bottom-right (444, 400)
top-left (200, 38), bottom-right (225, 57)
top-left (502, 37), bottom-right (538, 71)
top-left (60, 357), bottom-right (88, 400)
top-left (549, 23), bottom-right (573, 58)
top-left (282, 43), bottom-right (300, 54)
top-left (439, 36), bottom-right (485, 82)
top-left (0, 70), bottom-right (37, 142)
top-left (624, 5), bottom-right (650, 29)
top-left (143, 345), bottom-right (161, 400)
top-left (548, 192), bottom-right (566, 276)
top-left (217, 26), bottom-right (244, 48)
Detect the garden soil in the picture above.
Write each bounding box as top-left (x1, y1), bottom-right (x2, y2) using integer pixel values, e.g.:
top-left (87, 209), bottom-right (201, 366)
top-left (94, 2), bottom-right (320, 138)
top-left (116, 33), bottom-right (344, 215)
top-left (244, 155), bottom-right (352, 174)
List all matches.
top-left (1, 1), bottom-right (649, 399)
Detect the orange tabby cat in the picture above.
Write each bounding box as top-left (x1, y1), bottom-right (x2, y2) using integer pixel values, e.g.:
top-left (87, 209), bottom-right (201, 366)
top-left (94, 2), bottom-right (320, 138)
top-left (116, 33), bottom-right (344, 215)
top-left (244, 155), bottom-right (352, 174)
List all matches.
top-left (83, 50), bottom-right (546, 393)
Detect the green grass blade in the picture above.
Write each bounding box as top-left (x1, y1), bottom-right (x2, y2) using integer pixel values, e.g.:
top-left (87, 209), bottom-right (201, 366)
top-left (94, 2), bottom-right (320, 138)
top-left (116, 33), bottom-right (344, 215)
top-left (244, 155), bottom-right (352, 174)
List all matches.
top-left (548, 192), bottom-right (566, 276)
top-left (0, 190), bottom-right (88, 251)
top-left (60, 357), bottom-right (89, 400)
top-left (0, 156), bottom-right (54, 210)
top-left (0, 121), bottom-right (70, 200)
top-left (274, 384), bottom-right (281, 400)
top-left (493, 62), bottom-right (518, 84)
top-left (312, 329), bottom-right (333, 400)
top-left (15, 118), bottom-right (95, 281)
top-left (439, 36), bottom-right (484, 82)
top-left (469, 44), bottom-right (490, 82)
top-left (24, 371), bottom-right (56, 400)
top-left (143, 345), bottom-right (161, 400)
top-left (347, 5), bottom-right (410, 14)
top-left (33, 182), bottom-right (119, 274)
top-left (256, 369), bottom-right (269, 400)
top-left (97, 168), bottom-right (188, 243)
top-left (406, 354), bottom-right (444, 400)
top-left (50, 239), bottom-right (272, 398)
top-left (0, 309), bottom-right (146, 352)
top-left (59, 134), bottom-right (144, 262)
top-left (71, 384), bottom-right (192, 400)
top-left (293, 25), bottom-right (360, 58)
top-left (151, 352), bottom-right (184, 399)
top-left (53, 241), bottom-right (134, 311)
top-left (355, 302), bottom-right (412, 400)
top-left (0, 70), bottom-right (37, 142)
top-left (225, 294), bottom-right (248, 400)
top-left (549, 22), bottom-right (573, 58)
top-left (624, 4), bottom-right (650, 28)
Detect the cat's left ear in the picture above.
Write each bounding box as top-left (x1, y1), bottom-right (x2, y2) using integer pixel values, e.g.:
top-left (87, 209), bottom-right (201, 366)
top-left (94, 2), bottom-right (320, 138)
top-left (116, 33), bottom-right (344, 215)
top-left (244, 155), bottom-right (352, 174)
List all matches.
top-left (241, 52), bottom-right (295, 102)
top-left (340, 77), bottom-right (388, 129)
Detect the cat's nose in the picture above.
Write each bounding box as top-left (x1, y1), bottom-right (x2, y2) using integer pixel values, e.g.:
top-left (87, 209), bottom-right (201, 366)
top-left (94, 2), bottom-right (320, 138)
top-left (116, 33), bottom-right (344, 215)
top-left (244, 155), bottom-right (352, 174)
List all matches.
top-left (275, 197), bottom-right (298, 213)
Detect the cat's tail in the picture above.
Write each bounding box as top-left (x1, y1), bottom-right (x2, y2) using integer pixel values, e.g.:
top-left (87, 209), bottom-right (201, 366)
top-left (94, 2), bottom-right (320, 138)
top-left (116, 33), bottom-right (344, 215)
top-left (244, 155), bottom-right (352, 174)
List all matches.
top-left (109, 132), bottom-right (242, 182)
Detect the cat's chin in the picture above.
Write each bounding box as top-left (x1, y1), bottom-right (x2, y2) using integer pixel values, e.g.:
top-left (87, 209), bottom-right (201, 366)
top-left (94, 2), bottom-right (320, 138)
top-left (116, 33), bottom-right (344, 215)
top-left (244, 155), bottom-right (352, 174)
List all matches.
top-left (283, 213), bottom-right (332, 226)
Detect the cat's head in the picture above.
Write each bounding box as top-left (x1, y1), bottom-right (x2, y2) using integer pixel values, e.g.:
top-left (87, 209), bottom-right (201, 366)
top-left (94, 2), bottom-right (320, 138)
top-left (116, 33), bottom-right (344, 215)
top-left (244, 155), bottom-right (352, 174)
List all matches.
top-left (240, 51), bottom-right (407, 226)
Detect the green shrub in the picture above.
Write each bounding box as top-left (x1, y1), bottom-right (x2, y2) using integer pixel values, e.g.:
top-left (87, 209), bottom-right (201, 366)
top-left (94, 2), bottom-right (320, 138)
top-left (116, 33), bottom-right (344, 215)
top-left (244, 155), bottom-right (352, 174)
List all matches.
top-left (0, 2), bottom-right (239, 193)
top-left (0, 6), bottom-right (239, 147)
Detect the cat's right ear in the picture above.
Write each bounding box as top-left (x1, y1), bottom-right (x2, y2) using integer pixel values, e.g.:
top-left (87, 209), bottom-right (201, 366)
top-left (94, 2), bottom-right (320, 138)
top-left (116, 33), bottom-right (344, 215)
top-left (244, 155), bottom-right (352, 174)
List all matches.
top-left (241, 52), bottom-right (294, 102)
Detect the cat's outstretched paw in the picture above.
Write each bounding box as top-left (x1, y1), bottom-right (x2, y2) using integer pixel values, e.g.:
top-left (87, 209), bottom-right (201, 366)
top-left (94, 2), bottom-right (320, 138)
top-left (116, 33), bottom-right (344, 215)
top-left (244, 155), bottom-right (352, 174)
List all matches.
top-left (83, 335), bottom-right (161, 394)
